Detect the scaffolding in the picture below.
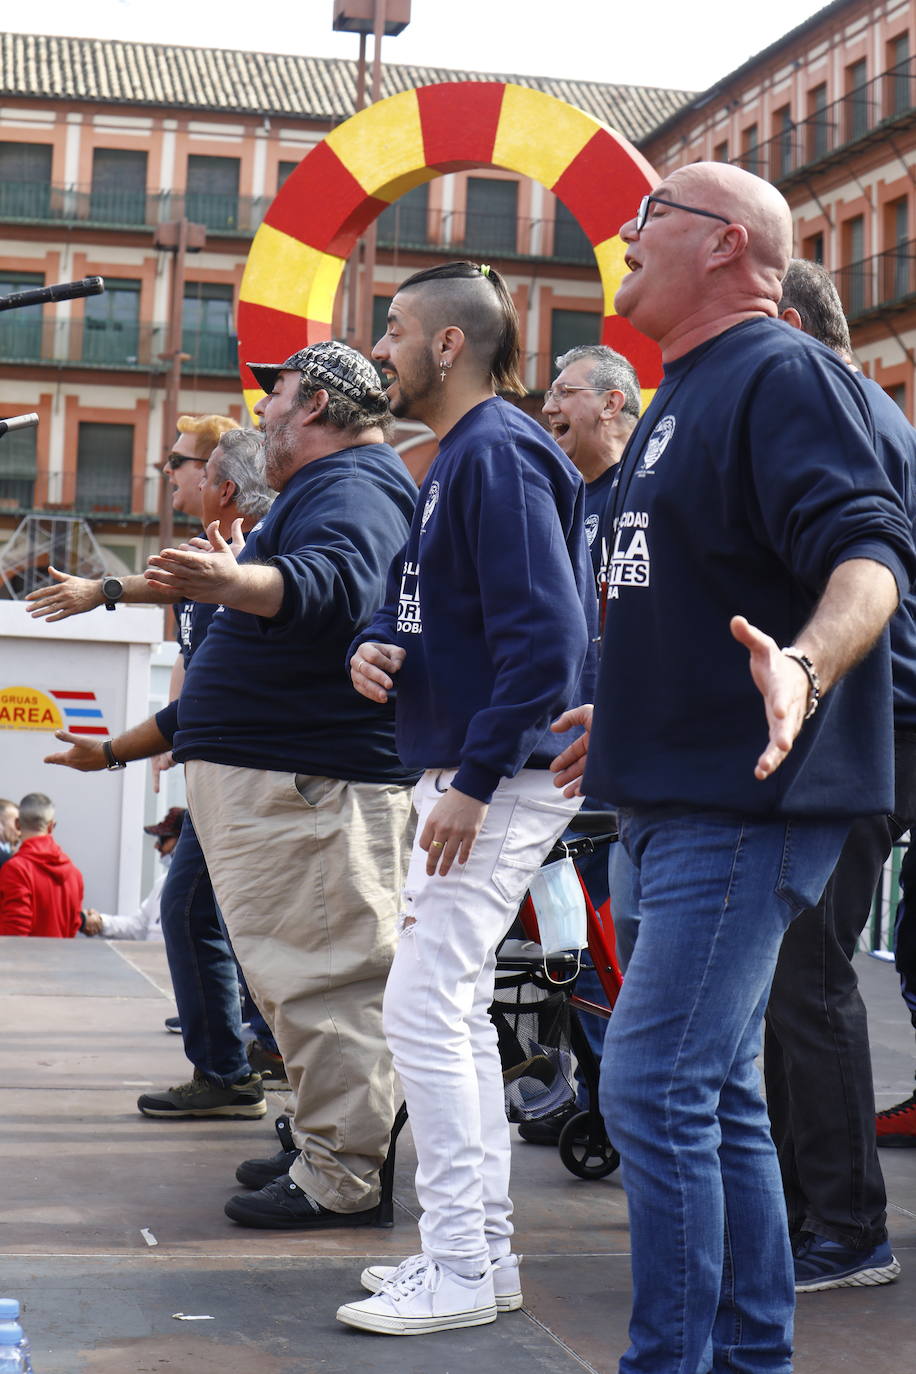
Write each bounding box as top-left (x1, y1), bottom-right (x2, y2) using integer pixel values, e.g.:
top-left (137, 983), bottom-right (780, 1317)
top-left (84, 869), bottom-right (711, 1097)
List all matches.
top-left (0, 512), bottom-right (133, 599)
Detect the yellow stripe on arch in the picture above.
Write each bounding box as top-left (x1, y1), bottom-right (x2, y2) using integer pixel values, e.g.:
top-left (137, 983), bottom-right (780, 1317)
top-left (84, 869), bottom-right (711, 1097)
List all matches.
top-left (492, 86), bottom-right (598, 189)
top-left (593, 235), bottom-right (630, 317)
top-left (326, 89), bottom-right (426, 198)
top-left (240, 223), bottom-right (344, 324)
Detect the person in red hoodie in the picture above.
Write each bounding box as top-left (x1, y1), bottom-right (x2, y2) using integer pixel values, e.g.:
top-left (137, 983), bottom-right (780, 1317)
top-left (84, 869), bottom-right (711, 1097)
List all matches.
top-left (0, 792), bottom-right (84, 937)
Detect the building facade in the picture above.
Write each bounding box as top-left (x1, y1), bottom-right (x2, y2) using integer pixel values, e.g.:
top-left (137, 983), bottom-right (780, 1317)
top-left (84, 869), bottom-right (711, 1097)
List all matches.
top-left (0, 32), bottom-right (687, 581)
top-left (641, 0), bottom-right (916, 412)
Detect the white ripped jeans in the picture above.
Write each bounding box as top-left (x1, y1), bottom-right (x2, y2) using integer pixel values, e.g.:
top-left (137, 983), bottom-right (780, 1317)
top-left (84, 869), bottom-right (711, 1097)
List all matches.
top-left (383, 767), bottom-right (582, 1274)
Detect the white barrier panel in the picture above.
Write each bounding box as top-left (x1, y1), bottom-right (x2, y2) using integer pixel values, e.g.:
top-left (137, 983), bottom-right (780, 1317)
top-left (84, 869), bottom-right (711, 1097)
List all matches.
top-left (0, 601), bottom-right (164, 913)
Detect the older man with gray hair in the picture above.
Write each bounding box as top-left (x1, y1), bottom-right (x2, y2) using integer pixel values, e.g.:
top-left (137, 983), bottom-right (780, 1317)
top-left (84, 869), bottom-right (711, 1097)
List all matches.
top-left (141, 341), bottom-right (418, 1232)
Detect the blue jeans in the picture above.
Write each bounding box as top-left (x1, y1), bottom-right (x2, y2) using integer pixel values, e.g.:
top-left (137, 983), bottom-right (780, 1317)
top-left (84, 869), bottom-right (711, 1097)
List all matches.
top-left (159, 813), bottom-right (251, 1086)
top-left (607, 837), bottom-right (640, 973)
top-left (601, 807), bottom-right (848, 1374)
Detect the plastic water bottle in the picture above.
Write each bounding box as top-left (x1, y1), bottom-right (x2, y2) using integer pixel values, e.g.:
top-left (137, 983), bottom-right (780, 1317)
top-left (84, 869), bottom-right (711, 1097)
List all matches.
top-left (0, 1303), bottom-right (30, 1372)
top-left (0, 1324), bottom-right (25, 1372)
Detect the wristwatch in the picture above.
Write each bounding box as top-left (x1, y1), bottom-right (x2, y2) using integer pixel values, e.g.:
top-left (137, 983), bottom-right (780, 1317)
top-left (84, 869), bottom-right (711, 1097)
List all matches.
top-left (101, 575), bottom-right (124, 611)
top-left (103, 739), bottom-right (126, 771)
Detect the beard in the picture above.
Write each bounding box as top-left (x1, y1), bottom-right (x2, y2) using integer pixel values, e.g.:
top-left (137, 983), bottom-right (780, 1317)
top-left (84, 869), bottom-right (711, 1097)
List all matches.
top-left (388, 351), bottom-right (440, 420)
top-left (263, 414), bottom-right (298, 490)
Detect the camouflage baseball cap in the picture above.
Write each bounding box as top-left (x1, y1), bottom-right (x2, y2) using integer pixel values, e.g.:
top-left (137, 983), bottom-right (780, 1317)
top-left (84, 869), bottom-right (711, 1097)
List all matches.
top-left (248, 340), bottom-right (384, 405)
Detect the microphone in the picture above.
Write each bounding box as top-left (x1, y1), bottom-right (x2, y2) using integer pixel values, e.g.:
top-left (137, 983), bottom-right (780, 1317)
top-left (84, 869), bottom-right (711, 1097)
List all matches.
top-left (0, 277), bottom-right (105, 313)
top-left (0, 413), bottom-right (39, 438)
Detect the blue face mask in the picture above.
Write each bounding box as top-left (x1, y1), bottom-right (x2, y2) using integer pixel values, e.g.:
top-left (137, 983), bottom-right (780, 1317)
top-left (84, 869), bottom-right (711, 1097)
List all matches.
top-left (528, 856), bottom-right (587, 954)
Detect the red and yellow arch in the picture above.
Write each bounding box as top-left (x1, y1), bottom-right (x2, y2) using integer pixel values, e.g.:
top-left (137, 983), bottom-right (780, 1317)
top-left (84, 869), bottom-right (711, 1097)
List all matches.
top-left (238, 81), bottom-right (661, 416)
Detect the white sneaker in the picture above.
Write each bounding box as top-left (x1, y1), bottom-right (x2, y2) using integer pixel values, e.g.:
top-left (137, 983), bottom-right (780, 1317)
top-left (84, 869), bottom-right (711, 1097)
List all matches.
top-left (361, 1252), bottom-right (523, 1312)
top-left (336, 1253), bottom-right (497, 1335)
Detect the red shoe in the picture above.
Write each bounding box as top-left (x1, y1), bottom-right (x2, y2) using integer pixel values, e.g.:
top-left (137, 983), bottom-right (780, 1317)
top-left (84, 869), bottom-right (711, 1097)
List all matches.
top-left (876, 1091), bottom-right (916, 1147)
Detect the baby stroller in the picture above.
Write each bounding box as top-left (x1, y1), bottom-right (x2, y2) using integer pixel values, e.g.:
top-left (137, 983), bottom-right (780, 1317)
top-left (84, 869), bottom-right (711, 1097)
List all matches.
top-left (375, 810), bottom-right (623, 1222)
top-left (491, 810), bottom-right (623, 1180)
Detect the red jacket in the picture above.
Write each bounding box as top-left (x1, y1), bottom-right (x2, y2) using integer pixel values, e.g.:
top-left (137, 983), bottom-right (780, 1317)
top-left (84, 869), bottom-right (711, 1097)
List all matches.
top-left (0, 834), bottom-right (84, 937)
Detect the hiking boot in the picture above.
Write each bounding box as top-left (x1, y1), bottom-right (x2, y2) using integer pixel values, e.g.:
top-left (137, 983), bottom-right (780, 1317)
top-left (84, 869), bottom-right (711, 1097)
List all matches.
top-left (224, 1174), bottom-right (378, 1230)
top-left (794, 1233), bottom-right (901, 1292)
top-left (235, 1116), bottom-right (300, 1188)
top-left (337, 1254), bottom-right (497, 1335)
top-left (876, 1091), bottom-right (916, 1147)
top-left (246, 1038), bottom-right (289, 1088)
top-left (137, 1068), bottom-right (266, 1119)
top-left (361, 1252), bottom-right (522, 1312)
top-left (517, 1099), bottom-right (579, 1146)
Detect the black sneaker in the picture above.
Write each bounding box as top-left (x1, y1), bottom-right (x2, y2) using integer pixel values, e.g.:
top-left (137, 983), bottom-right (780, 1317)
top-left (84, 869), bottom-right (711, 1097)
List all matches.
top-left (224, 1174), bottom-right (378, 1229)
top-left (164, 1016), bottom-right (181, 1034)
top-left (137, 1068), bottom-right (266, 1119)
top-left (246, 1038), bottom-right (290, 1088)
top-left (518, 1099), bottom-right (579, 1146)
top-left (236, 1113), bottom-right (301, 1187)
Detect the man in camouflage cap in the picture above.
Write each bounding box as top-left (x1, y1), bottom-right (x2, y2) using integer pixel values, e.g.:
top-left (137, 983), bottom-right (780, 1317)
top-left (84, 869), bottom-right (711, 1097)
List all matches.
top-left (144, 340), bottom-right (418, 1231)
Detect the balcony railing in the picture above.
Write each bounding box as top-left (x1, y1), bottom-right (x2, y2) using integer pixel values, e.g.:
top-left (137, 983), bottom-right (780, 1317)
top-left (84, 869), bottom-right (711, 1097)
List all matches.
top-left (834, 240), bottom-right (916, 321)
top-left (732, 57), bottom-right (916, 184)
top-left (0, 176), bottom-right (598, 264)
top-left (0, 317), bottom-right (238, 374)
top-left (0, 468), bottom-right (206, 521)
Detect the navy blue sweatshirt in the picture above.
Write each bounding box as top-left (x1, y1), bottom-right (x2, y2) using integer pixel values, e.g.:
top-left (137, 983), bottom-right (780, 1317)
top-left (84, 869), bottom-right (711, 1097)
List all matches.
top-left (584, 319), bottom-right (916, 818)
top-left (172, 442), bottom-right (418, 782)
top-left (856, 374), bottom-right (916, 729)
top-left (351, 398), bottom-right (596, 804)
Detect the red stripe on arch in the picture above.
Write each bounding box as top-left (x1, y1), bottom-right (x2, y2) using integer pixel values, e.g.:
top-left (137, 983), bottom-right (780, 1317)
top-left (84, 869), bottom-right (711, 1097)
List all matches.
top-left (601, 315), bottom-right (663, 388)
top-left (552, 129), bottom-right (654, 247)
top-left (418, 81), bottom-right (505, 169)
top-left (237, 301), bottom-right (331, 386)
top-left (264, 142), bottom-right (369, 254)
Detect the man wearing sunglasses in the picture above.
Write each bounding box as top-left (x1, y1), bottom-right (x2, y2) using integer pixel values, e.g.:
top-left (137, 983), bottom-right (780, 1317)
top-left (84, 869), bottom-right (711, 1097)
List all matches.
top-left (552, 162), bottom-right (915, 1374)
top-left (25, 413), bottom-right (238, 620)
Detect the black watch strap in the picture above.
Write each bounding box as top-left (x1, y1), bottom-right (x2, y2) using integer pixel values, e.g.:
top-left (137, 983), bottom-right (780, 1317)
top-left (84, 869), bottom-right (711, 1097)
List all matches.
top-left (103, 740), bottom-right (126, 771)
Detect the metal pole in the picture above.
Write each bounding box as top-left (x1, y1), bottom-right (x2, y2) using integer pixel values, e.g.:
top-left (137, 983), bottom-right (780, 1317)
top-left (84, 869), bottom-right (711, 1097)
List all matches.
top-left (344, 33), bottom-right (368, 348)
top-left (356, 0), bottom-right (386, 355)
top-left (157, 218), bottom-right (191, 555)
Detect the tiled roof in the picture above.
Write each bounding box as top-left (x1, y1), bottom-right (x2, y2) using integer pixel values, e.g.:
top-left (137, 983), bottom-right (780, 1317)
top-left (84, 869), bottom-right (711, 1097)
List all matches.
top-left (0, 31), bottom-right (692, 142)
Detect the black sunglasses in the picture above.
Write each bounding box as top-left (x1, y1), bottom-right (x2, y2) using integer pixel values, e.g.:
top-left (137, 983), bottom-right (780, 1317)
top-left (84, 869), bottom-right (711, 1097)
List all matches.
top-left (164, 454), bottom-right (206, 472)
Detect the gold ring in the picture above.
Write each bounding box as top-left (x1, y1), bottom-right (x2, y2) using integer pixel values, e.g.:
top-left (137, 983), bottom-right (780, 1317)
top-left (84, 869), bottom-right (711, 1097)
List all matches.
top-left (430, 840), bottom-right (444, 848)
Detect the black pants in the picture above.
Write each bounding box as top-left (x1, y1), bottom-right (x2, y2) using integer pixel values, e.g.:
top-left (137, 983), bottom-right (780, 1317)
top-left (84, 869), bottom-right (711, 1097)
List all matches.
top-left (764, 729), bottom-right (916, 1250)
top-left (894, 839), bottom-right (916, 1043)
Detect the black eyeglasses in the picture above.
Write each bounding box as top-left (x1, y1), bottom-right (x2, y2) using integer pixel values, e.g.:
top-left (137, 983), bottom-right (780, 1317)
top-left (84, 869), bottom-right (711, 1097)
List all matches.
top-left (635, 195), bottom-right (731, 233)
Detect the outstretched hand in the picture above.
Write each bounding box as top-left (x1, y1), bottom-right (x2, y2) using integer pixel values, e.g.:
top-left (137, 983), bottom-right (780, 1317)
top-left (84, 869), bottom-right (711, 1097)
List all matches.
top-left (25, 568), bottom-right (102, 621)
top-left (44, 730), bottom-right (107, 772)
top-left (549, 704), bottom-right (594, 797)
top-left (145, 520), bottom-right (244, 602)
top-left (730, 615), bottom-right (810, 780)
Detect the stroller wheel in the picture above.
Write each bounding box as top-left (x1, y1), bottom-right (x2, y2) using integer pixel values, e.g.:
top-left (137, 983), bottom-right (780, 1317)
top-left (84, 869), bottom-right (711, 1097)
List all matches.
top-left (558, 1110), bottom-right (621, 1180)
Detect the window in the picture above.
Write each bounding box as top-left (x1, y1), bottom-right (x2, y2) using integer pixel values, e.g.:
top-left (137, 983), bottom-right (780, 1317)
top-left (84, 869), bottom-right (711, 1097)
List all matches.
top-left (277, 160), bottom-right (298, 191)
top-left (886, 197), bottom-right (911, 302)
top-left (371, 296), bottom-right (391, 372)
top-left (0, 271), bottom-right (44, 361)
top-left (553, 201), bottom-right (593, 264)
top-left (182, 282), bottom-right (236, 371)
top-left (773, 107), bottom-right (794, 179)
top-left (741, 124), bottom-right (760, 176)
top-left (885, 382), bottom-right (908, 415)
top-left (376, 183), bottom-right (430, 247)
top-left (842, 215), bottom-right (867, 316)
top-left (550, 308), bottom-right (601, 364)
top-left (889, 34), bottom-right (911, 117)
top-left (0, 423), bottom-right (37, 509)
top-left (76, 423), bottom-right (134, 513)
top-left (846, 59), bottom-right (869, 141)
top-left (808, 84), bottom-right (830, 161)
top-left (0, 142), bottom-right (52, 218)
top-left (82, 279), bottom-right (141, 365)
top-left (185, 155), bottom-right (240, 231)
top-left (714, 141), bottom-right (728, 163)
top-left (463, 177), bottom-right (518, 254)
top-left (90, 148), bottom-right (147, 225)
top-left (803, 231), bottom-right (824, 264)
